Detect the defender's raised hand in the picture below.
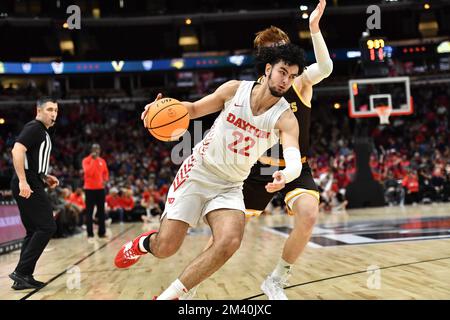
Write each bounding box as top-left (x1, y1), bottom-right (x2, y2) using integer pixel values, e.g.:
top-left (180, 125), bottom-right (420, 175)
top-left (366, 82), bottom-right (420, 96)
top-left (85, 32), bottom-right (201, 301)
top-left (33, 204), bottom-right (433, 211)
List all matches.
top-left (309, 0), bottom-right (326, 33)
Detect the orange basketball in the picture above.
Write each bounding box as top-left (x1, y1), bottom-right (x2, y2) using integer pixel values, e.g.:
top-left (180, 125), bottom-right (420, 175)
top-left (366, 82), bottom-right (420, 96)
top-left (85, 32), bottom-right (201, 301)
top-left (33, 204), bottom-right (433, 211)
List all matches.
top-left (144, 97), bottom-right (190, 142)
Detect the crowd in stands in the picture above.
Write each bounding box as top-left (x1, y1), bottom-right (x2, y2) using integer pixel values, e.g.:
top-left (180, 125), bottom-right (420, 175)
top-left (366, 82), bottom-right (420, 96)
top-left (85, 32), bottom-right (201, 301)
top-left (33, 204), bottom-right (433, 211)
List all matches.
top-left (1, 101), bottom-right (176, 237)
top-left (0, 82), bottom-right (449, 236)
top-left (0, 81), bottom-right (42, 101)
top-left (308, 83), bottom-right (450, 211)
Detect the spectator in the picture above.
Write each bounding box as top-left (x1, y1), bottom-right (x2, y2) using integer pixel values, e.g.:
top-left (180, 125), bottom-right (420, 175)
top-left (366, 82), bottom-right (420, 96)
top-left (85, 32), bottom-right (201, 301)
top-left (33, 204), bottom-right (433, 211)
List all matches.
top-left (402, 170), bottom-right (420, 205)
top-left (49, 188), bottom-right (79, 238)
top-left (82, 143), bottom-right (109, 240)
top-left (68, 187), bottom-right (86, 226)
top-left (140, 189), bottom-right (162, 223)
top-left (431, 168), bottom-right (445, 202)
top-left (384, 171), bottom-right (405, 206)
top-left (443, 170), bottom-right (450, 202)
top-left (120, 188), bottom-right (136, 222)
top-left (106, 187), bottom-right (123, 223)
top-left (418, 168), bottom-right (436, 203)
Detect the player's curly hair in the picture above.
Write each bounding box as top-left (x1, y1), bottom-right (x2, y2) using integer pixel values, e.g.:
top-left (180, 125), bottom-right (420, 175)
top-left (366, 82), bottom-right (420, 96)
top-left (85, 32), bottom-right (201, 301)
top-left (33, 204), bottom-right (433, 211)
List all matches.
top-left (254, 43), bottom-right (307, 76)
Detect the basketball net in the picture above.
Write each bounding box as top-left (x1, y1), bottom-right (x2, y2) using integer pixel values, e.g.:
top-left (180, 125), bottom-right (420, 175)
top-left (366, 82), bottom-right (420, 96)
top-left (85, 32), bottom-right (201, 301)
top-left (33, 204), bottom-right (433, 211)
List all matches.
top-left (375, 105), bottom-right (392, 125)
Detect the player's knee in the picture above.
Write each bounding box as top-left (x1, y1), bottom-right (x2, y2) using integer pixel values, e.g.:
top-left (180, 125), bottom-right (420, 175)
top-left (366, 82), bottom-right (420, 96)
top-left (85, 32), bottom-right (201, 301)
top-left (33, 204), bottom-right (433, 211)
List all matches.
top-left (294, 204), bottom-right (318, 230)
top-left (303, 206), bottom-right (318, 229)
top-left (228, 236), bottom-right (242, 254)
top-left (215, 236), bottom-right (242, 258)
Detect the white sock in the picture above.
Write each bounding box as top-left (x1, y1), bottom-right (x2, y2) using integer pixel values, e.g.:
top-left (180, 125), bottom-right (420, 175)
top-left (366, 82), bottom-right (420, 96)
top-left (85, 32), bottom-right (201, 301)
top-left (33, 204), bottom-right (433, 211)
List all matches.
top-left (270, 258), bottom-right (292, 279)
top-left (157, 279), bottom-right (188, 300)
top-left (138, 235), bottom-right (147, 253)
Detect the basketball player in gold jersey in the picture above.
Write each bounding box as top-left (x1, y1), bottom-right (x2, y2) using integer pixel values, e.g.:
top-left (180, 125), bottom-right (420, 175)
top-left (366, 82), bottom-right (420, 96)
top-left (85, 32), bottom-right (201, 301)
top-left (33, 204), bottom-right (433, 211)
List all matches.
top-left (255, 0), bottom-right (332, 300)
top-left (181, 0), bottom-right (332, 300)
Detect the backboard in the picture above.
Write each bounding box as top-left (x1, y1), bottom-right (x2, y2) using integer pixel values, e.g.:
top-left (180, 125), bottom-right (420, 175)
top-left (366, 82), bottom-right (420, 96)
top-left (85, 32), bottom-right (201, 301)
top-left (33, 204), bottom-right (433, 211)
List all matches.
top-left (348, 76), bottom-right (413, 119)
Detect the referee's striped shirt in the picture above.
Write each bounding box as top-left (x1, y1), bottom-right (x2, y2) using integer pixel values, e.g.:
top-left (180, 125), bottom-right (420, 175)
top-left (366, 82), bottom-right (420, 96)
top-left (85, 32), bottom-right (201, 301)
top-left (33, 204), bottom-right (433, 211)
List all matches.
top-left (15, 119), bottom-right (53, 179)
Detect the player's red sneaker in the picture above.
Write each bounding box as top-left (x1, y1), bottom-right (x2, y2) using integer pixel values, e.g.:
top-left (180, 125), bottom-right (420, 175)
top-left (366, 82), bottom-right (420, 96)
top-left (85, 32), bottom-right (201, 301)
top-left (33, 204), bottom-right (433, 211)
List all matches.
top-left (114, 230), bottom-right (157, 268)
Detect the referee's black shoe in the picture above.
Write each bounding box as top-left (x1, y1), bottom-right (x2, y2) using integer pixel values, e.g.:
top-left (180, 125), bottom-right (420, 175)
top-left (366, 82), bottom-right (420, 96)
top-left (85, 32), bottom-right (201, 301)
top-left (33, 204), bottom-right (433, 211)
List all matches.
top-left (9, 271), bottom-right (45, 289)
top-left (11, 281), bottom-right (34, 290)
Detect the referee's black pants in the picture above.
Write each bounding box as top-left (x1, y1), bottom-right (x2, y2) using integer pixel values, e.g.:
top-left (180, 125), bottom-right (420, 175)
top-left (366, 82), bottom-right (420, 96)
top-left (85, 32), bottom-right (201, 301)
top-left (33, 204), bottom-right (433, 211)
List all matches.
top-left (84, 189), bottom-right (106, 237)
top-left (11, 177), bottom-right (56, 276)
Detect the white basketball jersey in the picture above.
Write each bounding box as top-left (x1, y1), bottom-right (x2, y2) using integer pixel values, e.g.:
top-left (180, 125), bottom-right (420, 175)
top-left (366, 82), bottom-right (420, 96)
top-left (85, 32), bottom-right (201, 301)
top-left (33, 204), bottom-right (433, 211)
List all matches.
top-left (193, 80), bottom-right (290, 182)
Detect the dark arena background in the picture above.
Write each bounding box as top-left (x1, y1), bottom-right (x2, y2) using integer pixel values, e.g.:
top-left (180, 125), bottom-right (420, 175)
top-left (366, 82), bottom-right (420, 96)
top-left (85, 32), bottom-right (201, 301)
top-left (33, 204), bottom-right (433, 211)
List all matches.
top-left (1, 0), bottom-right (450, 307)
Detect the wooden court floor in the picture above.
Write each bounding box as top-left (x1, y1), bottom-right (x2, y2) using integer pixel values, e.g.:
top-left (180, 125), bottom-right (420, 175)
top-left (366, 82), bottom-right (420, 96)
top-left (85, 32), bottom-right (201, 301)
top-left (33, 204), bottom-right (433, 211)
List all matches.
top-left (1, 203), bottom-right (450, 300)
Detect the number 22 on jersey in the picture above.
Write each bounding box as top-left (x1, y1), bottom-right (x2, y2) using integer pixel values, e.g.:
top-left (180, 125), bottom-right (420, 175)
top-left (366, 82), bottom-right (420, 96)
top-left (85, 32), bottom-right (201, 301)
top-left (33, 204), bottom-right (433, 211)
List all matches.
top-left (227, 130), bottom-right (256, 157)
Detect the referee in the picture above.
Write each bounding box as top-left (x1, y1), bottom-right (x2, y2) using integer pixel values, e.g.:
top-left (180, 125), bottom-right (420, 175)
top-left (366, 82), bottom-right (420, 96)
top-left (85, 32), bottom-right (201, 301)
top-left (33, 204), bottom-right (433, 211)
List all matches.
top-left (9, 98), bottom-right (59, 290)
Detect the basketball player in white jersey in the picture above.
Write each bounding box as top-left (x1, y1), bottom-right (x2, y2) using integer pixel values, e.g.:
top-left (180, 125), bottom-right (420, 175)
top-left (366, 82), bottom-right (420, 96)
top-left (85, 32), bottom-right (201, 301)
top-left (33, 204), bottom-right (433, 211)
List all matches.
top-left (114, 44), bottom-right (306, 300)
top-left (180, 0), bottom-right (332, 300)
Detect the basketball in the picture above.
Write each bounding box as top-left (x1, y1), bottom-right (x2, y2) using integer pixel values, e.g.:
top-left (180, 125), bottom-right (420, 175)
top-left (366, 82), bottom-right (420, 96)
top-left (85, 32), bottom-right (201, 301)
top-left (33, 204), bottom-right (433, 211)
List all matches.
top-left (144, 97), bottom-right (190, 141)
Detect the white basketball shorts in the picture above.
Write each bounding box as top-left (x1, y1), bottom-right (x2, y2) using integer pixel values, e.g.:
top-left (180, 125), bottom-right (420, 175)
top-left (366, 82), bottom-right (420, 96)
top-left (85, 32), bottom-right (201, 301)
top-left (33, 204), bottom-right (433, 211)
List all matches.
top-left (161, 154), bottom-right (246, 227)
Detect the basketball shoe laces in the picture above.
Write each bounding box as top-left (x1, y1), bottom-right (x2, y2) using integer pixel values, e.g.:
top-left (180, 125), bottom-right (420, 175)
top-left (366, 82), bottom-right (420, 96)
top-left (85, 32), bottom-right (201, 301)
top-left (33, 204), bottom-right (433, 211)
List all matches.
top-left (262, 273), bottom-right (291, 300)
top-left (123, 241), bottom-right (144, 260)
top-left (273, 273), bottom-right (291, 288)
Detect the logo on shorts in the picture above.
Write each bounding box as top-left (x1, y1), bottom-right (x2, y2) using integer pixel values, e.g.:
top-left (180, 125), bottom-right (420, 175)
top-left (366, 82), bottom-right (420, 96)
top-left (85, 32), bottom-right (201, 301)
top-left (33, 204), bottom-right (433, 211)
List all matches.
top-left (168, 198), bottom-right (175, 204)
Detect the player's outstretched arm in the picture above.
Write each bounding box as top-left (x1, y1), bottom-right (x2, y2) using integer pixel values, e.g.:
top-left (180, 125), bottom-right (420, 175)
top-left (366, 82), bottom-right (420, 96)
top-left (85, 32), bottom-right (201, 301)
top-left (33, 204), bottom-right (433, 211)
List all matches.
top-left (181, 80), bottom-right (240, 119)
top-left (140, 80), bottom-right (240, 122)
top-left (141, 80), bottom-right (240, 126)
top-left (266, 110), bottom-right (302, 193)
top-left (298, 0), bottom-right (333, 87)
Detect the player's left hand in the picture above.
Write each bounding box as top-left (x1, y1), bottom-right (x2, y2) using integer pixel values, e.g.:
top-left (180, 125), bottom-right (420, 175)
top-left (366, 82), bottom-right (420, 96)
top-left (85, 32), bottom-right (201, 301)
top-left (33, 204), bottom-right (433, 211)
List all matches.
top-left (265, 171), bottom-right (286, 193)
top-left (309, 0), bottom-right (326, 33)
top-left (45, 175), bottom-right (59, 189)
top-left (141, 93), bottom-right (163, 125)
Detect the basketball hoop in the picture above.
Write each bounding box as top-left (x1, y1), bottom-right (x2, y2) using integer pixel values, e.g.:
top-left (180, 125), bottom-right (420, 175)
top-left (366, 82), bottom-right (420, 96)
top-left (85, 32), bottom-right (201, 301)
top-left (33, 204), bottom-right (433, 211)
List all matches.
top-left (375, 105), bottom-right (392, 125)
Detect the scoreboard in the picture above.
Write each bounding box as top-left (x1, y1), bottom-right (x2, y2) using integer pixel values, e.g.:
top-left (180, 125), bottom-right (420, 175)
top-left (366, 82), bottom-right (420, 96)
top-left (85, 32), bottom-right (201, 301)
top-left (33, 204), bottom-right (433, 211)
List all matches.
top-left (360, 37), bottom-right (386, 63)
top-left (359, 36), bottom-right (389, 76)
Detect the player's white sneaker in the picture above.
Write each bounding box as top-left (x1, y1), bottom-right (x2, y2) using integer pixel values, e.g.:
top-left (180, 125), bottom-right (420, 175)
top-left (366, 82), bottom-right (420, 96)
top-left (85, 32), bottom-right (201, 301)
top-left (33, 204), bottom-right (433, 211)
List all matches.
top-left (179, 285), bottom-right (198, 300)
top-left (261, 275), bottom-right (290, 300)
